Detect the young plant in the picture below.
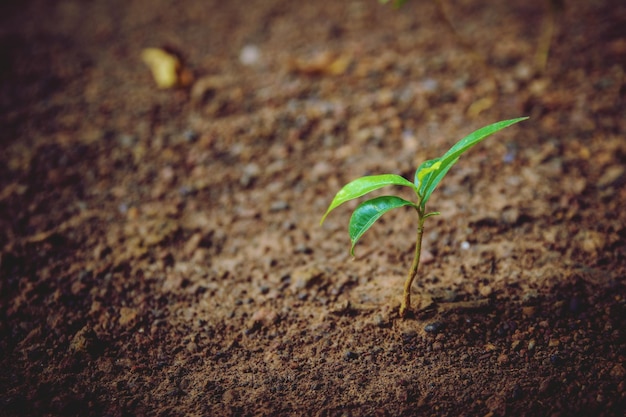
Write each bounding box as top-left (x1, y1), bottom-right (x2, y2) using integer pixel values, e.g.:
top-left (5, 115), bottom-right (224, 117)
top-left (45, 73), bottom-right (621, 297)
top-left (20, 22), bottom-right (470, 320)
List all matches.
top-left (321, 117), bottom-right (528, 317)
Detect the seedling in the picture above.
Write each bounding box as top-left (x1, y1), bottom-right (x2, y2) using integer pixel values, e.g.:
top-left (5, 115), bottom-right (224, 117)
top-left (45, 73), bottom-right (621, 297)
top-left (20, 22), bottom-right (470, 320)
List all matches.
top-left (321, 117), bottom-right (528, 317)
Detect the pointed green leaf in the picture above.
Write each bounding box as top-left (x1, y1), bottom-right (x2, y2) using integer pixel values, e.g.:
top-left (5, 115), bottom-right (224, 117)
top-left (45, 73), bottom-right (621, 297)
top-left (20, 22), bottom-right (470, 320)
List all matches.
top-left (321, 174), bottom-right (417, 224)
top-left (415, 117), bottom-right (528, 209)
top-left (441, 117), bottom-right (528, 162)
top-left (348, 196), bottom-right (416, 255)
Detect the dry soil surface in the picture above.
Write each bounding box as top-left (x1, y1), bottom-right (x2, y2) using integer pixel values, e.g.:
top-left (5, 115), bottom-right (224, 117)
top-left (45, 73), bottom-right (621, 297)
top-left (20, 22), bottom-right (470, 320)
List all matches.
top-left (1, 0), bottom-right (626, 416)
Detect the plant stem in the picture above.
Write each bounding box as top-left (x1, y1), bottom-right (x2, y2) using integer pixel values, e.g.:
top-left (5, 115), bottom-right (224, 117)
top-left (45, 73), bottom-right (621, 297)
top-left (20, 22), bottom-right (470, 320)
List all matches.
top-left (400, 214), bottom-right (425, 317)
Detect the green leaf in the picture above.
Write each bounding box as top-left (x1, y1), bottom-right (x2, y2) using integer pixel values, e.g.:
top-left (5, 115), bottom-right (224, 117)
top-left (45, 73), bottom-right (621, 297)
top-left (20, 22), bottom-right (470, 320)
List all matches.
top-left (415, 156), bottom-right (458, 208)
top-left (321, 174), bottom-right (417, 225)
top-left (415, 159), bottom-right (441, 186)
top-left (415, 117), bottom-right (528, 209)
top-left (348, 196), bottom-right (416, 255)
top-left (414, 157), bottom-right (441, 189)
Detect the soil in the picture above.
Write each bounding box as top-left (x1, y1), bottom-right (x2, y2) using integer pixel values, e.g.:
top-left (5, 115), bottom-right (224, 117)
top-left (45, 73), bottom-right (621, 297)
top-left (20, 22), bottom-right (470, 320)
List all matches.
top-left (1, 0), bottom-right (626, 416)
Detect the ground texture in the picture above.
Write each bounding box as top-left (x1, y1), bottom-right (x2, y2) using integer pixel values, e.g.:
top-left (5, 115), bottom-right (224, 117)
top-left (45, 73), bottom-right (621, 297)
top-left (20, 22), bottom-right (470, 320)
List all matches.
top-left (1, 0), bottom-right (626, 416)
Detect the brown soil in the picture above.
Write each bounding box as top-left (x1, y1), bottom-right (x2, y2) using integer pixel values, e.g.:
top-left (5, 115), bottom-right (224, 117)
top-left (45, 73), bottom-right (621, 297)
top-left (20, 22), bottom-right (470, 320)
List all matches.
top-left (1, 0), bottom-right (625, 416)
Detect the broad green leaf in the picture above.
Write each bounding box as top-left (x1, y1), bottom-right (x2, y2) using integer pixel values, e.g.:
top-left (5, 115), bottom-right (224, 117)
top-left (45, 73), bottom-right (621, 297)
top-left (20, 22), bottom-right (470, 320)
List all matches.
top-left (321, 174), bottom-right (417, 225)
top-left (415, 117), bottom-right (528, 209)
top-left (348, 196), bottom-right (416, 255)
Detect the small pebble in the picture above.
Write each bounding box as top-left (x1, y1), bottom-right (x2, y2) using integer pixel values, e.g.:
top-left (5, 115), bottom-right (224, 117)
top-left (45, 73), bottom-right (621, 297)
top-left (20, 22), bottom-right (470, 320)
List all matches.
top-left (420, 249), bottom-right (435, 264)
top-left (239, 44), bottom-right (261, 65)
top-left (294, 244), bottom-right (313, 254)
top-left (514, 62), bottom-right (533, 81)
top-left (344, 350), bottom-right (359, 361)
top-left (178, 186), bottom-right (194, 196)
top-left (609, 364), bottom-right (625, 378)
top-left (402, 330), bottom-right (417, 343)
top-left (373, 314), bottom-right (387, 328)
top-left (249, 308), bottom-right (278, 327)
top-left (522, 290), bottom-right (538, 304)
top-left (496, 323), bottom-right (510, 337)
top-left (501, 206), bottom-right (520, 225)
top-left (479, 285), bottom-right (493, 297)
top-left (240, 163), bottom-right (260, 187)
top-left (270, 201), bottom-right (289, 212)
top-left (118, 134), bottom-right (137, 147)
top-left (420, 78), bottom-right (439, 92)
top-left (511, 384), bottom-right (524, 400)
top-left (441, 289), bottom-right (457, 302)
top-left (424, 321), bottom-right (445, 334)
top-left (118, 203), bottom-right (129, 215)
top-left (182, 130), bottom-right (198, 142)
top-left (548, 339), bottom-right (560, 347)
top-left (597, 165), bottom-right (624, 188)
top-left (291, 266), bottom-right (324, 291)
top-left (119, 307), bottom-right (138, 326)
top-left (549, 353), bottom-right (562, 366)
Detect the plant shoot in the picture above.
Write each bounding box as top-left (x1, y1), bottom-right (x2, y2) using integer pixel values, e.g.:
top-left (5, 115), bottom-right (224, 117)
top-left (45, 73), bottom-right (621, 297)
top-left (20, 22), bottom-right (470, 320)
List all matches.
top-left (321, 117), bottom-right (528, 317)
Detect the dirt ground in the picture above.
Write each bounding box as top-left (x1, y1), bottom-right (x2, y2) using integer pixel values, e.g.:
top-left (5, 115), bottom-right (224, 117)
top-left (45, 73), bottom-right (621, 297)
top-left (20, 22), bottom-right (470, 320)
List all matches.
top-left (1, 0), bottom-right (625, 415)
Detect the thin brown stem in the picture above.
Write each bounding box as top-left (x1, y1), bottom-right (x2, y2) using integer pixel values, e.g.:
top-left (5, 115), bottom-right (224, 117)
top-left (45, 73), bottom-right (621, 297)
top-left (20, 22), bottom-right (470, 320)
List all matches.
top-left (400, 215), bottom-right (425, 317)
top-left (535, 0), bottom-right (562, 72)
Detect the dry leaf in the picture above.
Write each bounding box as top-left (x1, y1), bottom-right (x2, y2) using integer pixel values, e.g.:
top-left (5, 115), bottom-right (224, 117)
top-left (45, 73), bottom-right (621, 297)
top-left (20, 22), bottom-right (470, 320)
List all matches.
top-left (289, 51), bottom-right (351, 76)
top-left (141, 47), bottom-right (193, 88)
